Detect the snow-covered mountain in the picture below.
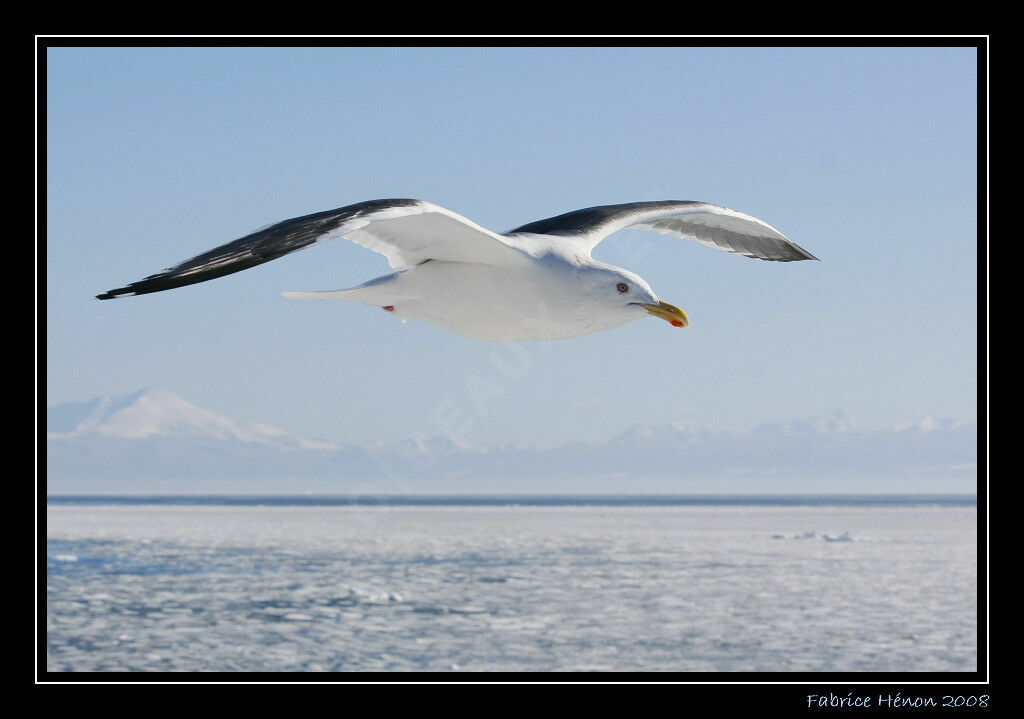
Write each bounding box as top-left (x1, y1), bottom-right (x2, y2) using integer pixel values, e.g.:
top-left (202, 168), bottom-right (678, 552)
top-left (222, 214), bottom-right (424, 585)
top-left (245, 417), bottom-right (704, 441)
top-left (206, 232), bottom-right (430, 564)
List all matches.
top-left (47, 388), bottom-right (336, 450)
top-left (45, 389), bottom-right (978, 493)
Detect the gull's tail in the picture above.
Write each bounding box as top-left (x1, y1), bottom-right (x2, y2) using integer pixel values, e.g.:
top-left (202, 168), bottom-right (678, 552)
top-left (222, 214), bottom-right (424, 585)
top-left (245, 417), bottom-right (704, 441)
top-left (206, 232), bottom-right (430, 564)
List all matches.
top-left (283, 271), bottom-right (401, 304)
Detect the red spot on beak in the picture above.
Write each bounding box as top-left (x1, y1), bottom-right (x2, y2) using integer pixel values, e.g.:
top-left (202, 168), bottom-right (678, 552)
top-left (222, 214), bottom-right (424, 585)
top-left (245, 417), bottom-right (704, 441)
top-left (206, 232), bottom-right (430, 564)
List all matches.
top-left (670, 319), bottom-right (684, 327)
top-left (382, 305), bottom-right (395, 312)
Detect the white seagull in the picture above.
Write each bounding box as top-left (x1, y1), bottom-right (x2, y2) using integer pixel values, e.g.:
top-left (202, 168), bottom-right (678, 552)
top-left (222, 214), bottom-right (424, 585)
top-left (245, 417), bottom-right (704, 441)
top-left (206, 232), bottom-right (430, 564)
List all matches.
top-left (98, 199), bottom-right (817, 341)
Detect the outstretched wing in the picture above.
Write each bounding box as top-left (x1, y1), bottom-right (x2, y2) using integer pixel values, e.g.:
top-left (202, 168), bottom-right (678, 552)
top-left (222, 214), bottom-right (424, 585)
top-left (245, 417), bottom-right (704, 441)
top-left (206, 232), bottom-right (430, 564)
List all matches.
top-left (97, 199), bottom-right (526, 299)
top-left (507, 201), bottom-right (817, 262)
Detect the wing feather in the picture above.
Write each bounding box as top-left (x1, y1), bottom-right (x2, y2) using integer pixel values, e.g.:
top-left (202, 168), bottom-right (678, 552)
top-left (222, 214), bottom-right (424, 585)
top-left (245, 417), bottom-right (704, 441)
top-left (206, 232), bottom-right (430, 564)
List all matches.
top-left (97, 199), bottom-right (525, 299)
top-left (507, 200), bottom-right (817, 262)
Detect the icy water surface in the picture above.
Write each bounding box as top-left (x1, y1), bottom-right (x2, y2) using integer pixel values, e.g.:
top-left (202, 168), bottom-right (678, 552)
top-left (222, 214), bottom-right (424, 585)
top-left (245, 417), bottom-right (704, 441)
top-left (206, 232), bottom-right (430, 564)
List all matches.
top-left (45, 503), bottom-right (977, 672)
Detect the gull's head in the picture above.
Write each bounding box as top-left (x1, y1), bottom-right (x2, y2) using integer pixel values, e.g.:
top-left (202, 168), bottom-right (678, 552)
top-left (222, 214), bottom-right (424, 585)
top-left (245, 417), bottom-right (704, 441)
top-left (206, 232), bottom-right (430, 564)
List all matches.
top-left (578, 263), bottom-right (688, 330)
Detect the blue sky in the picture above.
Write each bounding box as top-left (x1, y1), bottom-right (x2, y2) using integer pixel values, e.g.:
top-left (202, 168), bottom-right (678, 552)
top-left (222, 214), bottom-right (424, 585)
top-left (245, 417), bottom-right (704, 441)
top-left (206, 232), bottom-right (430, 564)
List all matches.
top-left (45, 45), bottom-right (979, 448)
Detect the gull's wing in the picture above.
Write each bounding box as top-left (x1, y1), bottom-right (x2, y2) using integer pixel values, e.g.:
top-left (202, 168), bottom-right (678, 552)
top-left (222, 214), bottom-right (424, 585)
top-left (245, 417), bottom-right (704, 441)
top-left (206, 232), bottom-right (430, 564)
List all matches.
top-left (507, 201), bottom-right (818, 262)
top-left (97, 199), bottom-right (527, 299)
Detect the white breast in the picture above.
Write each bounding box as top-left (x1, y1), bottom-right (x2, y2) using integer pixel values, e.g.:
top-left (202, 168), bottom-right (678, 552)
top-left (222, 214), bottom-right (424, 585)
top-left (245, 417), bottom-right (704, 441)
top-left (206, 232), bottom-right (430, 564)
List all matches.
top-left (376, 258), bottom-right (628, 341)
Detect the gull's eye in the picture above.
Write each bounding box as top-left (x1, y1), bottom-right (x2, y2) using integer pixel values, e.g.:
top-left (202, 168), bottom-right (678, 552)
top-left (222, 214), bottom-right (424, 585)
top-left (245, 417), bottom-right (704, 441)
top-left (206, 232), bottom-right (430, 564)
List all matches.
top-left (616, 282), bottom-right (629, 293)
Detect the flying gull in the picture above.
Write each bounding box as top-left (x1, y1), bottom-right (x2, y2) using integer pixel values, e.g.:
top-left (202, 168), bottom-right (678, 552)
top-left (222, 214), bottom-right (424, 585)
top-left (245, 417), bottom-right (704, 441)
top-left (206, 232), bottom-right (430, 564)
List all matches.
top-left (97, 199), bottom-right (817, 341)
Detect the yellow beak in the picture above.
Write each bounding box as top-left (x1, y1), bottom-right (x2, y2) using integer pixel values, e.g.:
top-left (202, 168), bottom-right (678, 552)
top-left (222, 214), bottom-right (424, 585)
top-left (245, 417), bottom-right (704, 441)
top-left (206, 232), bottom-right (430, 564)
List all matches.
top-left (637, 301), bottom-right (689, 328)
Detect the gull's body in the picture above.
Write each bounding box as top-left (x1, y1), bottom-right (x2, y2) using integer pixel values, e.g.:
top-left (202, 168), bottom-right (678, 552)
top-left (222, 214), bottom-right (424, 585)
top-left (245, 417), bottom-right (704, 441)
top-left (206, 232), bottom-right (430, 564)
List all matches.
top-left (319, 243), bottom-right (652, 341)
top-left (98, 199), bottom-right (817, 341)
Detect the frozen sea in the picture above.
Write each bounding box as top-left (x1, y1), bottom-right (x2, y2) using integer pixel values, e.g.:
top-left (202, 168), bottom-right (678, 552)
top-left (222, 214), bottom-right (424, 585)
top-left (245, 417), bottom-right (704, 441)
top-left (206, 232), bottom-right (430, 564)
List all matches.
top-left (45, 496), bottom-right (978, 673)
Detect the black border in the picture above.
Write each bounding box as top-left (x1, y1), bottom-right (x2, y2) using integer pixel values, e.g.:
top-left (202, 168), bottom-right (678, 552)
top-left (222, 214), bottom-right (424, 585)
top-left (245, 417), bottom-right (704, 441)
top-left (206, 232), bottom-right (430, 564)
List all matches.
top-left (36, 36), bottom-right (989, 704)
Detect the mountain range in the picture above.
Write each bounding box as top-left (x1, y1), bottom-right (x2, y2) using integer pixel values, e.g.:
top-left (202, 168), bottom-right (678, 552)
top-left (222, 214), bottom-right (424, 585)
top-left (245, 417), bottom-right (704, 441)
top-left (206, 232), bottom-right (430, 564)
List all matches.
top-left (45, 389), bottom-right (978, 493)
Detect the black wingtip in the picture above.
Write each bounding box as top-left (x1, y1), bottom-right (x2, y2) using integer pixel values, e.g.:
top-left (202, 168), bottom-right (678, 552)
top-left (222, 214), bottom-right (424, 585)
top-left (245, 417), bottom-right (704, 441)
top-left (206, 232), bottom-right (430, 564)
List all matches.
top-left (791, 243), bottom-right (820, 262)
top-left (96, 288), bottom-right (133, 300)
